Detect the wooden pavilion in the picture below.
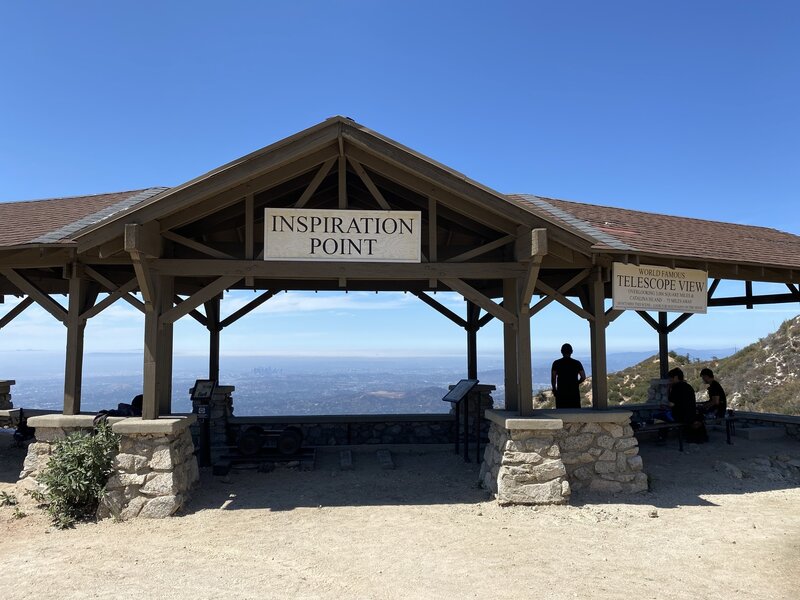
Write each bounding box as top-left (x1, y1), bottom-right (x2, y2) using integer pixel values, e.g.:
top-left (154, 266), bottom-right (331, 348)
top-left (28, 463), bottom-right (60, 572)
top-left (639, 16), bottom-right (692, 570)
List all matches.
top-left (2, 116), bottom-right (800, 422)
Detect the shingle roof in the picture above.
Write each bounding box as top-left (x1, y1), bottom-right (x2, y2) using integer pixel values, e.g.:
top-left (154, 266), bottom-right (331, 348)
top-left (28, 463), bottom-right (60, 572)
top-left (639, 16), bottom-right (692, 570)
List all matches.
top-left (0, 188), bottom-right (167, 247)
top-left (509, 194), bottom-right (800, 270)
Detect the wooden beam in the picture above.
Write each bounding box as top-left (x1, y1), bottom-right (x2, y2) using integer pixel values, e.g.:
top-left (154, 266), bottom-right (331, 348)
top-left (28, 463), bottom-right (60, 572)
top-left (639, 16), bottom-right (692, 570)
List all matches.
top-left (205, 295), bottom-right (221, 382)
top-left (64, 273), bottom-right (91, 415)
top-left (150, 259), bottom-right (526, 280)
top-left (77, 125), bottom-right (340, 251)
top-left (466, 302), bottom-right (479, 379)
top-left (219, 290), bottom-right (276, 329)
top-left (503, 279), bottom-right (519, 412)
top-left (294, 156), bottom-right (337, 208)
top-left (440, 278), bottom-right (515, 324)
top-left (80, 278), bottom-right (141, 320)
top-left (160, 276), bottom-right (241, 325)
top-left (534, 279), bottom-right (595, 322)
top-left (588, 273), bottom-right (608, 409)
top-left (245, 193), bottom-right (254, 287)
top-left (348, 157), bottom-right (391, 210)
top-left (161, 230), bottom-right (235, 260)
top-left (83, 266), bottom-right (145, 313)
top-left (445, 234), bottom-right (515, 263)
top-left (344, 144), bottom-right (518, 234)
top-left (667, 312), bottom-right (694, 333)
top-left (124, 222), bottom-right (162, 258)
top-left (173, 295), bottom-right (208, 327)
top-left (745, 280), bottom-right (754, 309)
top-left (636, 310), bottom-right (661, 331)
top-left (529, 269), bottom-right (591, 317)
top-left (130, 255), bottom-right (157, 306)
top-left (604, 308), bottom-right (624, 326)
top-left (338, 155), bottom-right (347, 209)
top-left (413, 292), bottom-right (468, 328)
top-left (709, 292), bottom-right (800, 307)
top-left (0, 297), bottom-right (34, 329)
top-left (428, 197), bottom-right (437, 287)
top-left (0, 268), bottom-right (67, 324)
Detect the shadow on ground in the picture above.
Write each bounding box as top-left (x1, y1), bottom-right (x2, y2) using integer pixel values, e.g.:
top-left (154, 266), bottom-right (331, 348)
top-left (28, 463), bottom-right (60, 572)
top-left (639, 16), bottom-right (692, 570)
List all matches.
top-left (186, 432), bottom-right (800, 514)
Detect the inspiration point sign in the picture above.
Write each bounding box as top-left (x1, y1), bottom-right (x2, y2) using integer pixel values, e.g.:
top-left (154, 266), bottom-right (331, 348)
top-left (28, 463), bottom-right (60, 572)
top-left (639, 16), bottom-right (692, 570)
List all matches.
top-left (264, 208), bottom-right (421, 262)
top-left (612, 262), bottom-right (709, 314)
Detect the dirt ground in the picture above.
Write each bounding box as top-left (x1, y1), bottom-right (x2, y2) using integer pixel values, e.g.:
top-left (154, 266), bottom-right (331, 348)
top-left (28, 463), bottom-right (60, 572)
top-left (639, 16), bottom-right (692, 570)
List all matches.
top-left (1, 429), bottom-right (799, 600)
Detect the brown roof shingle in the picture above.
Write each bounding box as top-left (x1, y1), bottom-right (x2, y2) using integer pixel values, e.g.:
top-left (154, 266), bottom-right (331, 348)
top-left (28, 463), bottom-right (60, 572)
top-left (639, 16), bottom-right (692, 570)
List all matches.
top-left (509, 194), bottom-right (800, 270)
top-left (0, 188), bottom-right (167, 248)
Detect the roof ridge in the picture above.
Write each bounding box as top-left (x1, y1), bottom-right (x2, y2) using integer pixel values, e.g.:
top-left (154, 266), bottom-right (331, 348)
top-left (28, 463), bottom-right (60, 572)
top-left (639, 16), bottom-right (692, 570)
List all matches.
top-left (512, 194), bottom-right (634, 251)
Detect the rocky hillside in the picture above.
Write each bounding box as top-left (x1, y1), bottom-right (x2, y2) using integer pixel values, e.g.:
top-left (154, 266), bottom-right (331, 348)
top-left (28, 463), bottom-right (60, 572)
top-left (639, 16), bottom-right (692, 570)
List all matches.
top-left (535, 314), bottom-right (800, 415)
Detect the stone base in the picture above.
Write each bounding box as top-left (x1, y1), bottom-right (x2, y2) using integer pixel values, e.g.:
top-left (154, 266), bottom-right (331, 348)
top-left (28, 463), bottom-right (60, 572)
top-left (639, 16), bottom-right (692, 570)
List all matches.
top-left (0, 380), bottom-right (15, 410)
top-left (18, 414), bottom-right (199, 520)
top-left (480, 409), bottom-right (648, 505)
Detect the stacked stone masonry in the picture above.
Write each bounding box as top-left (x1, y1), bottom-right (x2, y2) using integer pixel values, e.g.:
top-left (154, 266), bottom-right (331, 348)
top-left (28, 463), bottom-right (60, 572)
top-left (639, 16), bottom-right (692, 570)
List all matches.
top-left (480, 410), bottom-right (648, 505)
top-left (191, 385), bottom-right (234, 465)
top-left (18, 416), bottom-right (199, 520)
top-left (0, 380), bottom-right (14, 410)
top-left (99, 427), bottom-right (199, 520)
top-left (479, 424), bottom-right (570, 505)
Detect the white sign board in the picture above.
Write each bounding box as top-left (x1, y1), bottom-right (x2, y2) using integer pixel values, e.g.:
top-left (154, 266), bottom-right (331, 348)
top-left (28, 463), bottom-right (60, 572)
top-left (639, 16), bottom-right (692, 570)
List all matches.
top-left (612, 263), bottom-right (708, 314)
top-left (264, 208), bottom-right (421, 262)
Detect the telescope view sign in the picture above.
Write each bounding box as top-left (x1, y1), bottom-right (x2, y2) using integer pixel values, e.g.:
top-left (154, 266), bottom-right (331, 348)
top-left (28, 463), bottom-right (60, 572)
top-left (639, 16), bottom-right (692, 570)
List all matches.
top-left (612, 263), bottom-right (709, 314)
top-left (264, 208), bottom-right (421, 262)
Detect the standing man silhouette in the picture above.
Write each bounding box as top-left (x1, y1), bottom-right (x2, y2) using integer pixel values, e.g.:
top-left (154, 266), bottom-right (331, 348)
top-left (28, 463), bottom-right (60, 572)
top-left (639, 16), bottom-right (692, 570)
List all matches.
top-left (551, 343), bottom-right (586, 409)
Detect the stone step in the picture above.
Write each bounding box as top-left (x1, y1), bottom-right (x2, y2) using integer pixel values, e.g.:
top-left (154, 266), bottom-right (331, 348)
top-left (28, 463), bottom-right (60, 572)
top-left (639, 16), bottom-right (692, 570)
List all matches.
top-left (376, 449), bottom-right (395, 470)
top-left (735, 426), bottom-right (786, 440)
top-left (339, 450), bottom-right (353, 471)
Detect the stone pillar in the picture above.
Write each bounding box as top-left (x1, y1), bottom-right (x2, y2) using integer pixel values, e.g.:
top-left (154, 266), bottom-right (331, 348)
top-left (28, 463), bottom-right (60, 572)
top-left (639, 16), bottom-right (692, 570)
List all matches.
top-left (17, 414), bottom-right (199, 520)
top-left (100, 417), bottom-right (199, 520)
top-left (480, 409), bottom-right (648, 504)
top-left (0, 380), bottom-right (14, 410)
top-left (480, 420), bottom-right (571, 505)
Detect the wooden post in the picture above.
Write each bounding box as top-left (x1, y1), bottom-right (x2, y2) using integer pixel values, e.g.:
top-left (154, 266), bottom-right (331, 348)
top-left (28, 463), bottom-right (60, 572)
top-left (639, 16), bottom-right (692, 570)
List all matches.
top-left (142, 282), bottom-right (161, 420)
top-left (158, 276), bottom-right (174, 415)
top-left (658, 311), bottom-right (669, 378)
top-left (205, 294), bottom-right (222, 383)
top-left (589, 271), bottom-right (609, 409)
top-left (503, 278), bottom-right (519, 412)
top-left (466, 302), bottom-right (479, 379)
top-left (516, 278), bottom-right (533, 416)
top-left (63, 270), bottom-right (90, 415)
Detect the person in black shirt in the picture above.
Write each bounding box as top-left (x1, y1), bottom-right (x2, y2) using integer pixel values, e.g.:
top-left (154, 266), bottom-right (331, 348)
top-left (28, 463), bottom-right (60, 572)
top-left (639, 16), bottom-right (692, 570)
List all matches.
top-left (551, 343), bottom-right (586, 409)
top-left (653, 367), bottom-right (697, 423)
top-left (698, 368), bottom-right (727, 418)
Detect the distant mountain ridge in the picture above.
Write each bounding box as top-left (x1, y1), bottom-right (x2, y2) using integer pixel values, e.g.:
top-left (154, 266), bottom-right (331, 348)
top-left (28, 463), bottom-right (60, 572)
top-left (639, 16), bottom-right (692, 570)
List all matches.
top-left (569, 315), bottom-right (800, 416)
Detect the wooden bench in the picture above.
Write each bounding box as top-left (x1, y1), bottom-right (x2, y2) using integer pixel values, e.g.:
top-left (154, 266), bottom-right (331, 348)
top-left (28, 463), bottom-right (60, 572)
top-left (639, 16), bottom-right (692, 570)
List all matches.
top-left (633, 421), bottom-right (686, 451)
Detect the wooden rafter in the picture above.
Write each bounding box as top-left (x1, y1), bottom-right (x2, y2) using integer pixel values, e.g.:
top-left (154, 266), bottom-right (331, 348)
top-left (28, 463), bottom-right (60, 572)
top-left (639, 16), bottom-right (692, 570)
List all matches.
top-left (440, 278), bottom-right (515, 324)
top-left (0, 296), bottom-right (34, 329)
top-left (347, 156), bottom-right (391, 210)
top-left (80, 278), bottom-right (141, 320)
top-left (413, 292), bottom-right (468, 328)
top-left (160, 276), bottom-right (241, 325)
top-left (529, 269), bottom-right (591, 317)
top-left (162, 230), bottom-right (235, 260)
top-left (173, 295), bottom-right (208, 327)
top-left (445, 234), bottom-right (514, 263)
top-left (0, 268), bottom-right (67, 324)
top-left (83, 266), bottom-right (145, 313)
top-left (219, 290), bottom-right (276, 329)
top-left (294, 156), bottom-right (337, 208)
top-left (534, 279), bottom-right (595, 322)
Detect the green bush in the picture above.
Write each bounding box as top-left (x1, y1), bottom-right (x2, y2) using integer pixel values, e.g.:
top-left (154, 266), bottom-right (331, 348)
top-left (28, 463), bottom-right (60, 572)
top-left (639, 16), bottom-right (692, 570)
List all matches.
top-left (32, 422), bottom-right (120, 529)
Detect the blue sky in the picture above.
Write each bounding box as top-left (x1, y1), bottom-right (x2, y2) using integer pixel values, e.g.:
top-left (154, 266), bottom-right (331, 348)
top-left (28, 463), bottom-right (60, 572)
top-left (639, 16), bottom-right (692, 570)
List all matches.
top-left (1, 1), bottom-right (799, 366)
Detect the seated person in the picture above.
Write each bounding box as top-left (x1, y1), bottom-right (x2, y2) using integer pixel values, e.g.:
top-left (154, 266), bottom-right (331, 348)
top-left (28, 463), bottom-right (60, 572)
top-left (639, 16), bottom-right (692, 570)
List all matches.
top-left (94, 394), bottom-right (143, 424)
top-left (653, 367), bottom-right (698, 424)
top-left (697, 368), bottom-right (727, 418)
